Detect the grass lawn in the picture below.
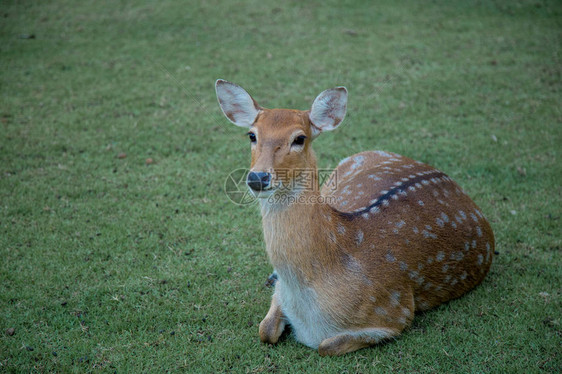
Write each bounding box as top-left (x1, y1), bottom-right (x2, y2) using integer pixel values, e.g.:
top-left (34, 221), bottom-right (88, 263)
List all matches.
top-left (1, 0), bottom-right (560, 372)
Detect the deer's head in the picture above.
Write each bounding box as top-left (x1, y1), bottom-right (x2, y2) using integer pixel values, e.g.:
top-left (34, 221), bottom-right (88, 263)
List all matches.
top-left (216, 80), bottom-right (347, 198)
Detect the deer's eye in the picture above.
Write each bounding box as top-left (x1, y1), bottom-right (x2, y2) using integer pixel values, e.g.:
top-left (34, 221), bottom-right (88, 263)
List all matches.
top-left (292, 135), bottom-right (306, 146)
top-left (248, 132), bottom-right (257, 143)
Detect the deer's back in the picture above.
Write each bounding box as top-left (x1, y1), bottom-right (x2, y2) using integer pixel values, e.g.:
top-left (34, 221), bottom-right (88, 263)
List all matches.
top-left (321, 151), bottom-right (494, 311)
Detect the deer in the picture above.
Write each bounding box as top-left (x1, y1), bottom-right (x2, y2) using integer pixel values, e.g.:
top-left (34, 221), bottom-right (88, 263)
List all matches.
top-left (215, 79), bottom-right (495, 356)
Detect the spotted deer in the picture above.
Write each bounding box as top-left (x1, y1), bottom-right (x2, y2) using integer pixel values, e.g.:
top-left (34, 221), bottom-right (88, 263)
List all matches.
top-left (215, 79), bottom-right (494, 356)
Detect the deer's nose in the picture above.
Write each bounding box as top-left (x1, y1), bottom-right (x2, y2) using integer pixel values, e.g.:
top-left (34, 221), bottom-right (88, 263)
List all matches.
top-left (247, 171), bottom-right (271, 191)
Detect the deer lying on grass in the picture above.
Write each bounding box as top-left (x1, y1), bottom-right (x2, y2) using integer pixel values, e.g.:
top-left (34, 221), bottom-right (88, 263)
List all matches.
top-left (215, 79), bottom-right (494, 356)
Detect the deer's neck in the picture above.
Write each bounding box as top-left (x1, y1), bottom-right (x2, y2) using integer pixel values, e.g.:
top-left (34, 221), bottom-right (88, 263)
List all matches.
top-left (259, 185), bottom-right (338, 278)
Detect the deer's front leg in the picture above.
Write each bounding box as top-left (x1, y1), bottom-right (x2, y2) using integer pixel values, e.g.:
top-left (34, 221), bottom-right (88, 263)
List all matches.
top-left (259, 293), bottom-right (286, 344)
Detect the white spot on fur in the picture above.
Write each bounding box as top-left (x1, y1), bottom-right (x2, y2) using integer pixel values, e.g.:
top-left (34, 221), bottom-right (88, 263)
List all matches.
top-left (390, 291), bottom-right (401, 307)
top-left (418, 200), bottom-right (424, 206)
top-left (476, 226), bottom-right (482, 237)
top-left (442, 264), bottom-right (449, 272)
top-left (385, 251), bottom-right (396, 263)
top-left (337, 224), bottom-right (346, 234)
top-left (355, 230), bottom-right (364, 245)
top-left (477, 254), bottom-right (484, 265)
top-left (451, 251), bottom-right (464, 261)
top-left (372, 150), bottom-right (394, 158)
top-left (375, 306), bottom-right (387, 316)
top-left (422, 229), bottom-right (437, 239)
top-left (436, 251), bottom-right (445, 261)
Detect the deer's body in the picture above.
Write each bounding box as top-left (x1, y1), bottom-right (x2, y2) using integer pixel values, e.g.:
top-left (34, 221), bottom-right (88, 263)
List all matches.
top-left (216, 80), bottom-right (494, 356)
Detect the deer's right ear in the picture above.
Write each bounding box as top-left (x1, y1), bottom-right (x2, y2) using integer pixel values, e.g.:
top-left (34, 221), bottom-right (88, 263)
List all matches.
top-left (215, 79), bottom-right (261, 128)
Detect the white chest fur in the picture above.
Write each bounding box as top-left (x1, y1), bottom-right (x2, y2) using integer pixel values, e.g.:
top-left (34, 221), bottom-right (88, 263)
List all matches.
top-left (274, 267), bottom-right (340, 349)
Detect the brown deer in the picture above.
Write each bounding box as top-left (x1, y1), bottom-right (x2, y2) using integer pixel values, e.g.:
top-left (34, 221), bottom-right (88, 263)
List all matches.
top-left (215, 79), bottom-right (494, 356)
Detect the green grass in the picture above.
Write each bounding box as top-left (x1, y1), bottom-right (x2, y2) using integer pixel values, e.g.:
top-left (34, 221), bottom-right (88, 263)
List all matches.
top-left (1, 0), bottom-right (560, 372)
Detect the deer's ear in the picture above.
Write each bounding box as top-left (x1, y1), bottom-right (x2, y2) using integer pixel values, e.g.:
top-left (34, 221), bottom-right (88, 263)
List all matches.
top-left (215, 79), bottom-right (261, 128)
top-left (308, 87), bottom-right (348, 138)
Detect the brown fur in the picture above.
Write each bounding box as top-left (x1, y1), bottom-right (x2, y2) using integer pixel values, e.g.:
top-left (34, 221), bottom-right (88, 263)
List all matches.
top-left (217, 81), bottom-right (494, 356)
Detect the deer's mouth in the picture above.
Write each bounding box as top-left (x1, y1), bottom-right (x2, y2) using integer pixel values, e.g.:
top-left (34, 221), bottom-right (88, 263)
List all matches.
top-left (247, 181), bottom-right (280, 198)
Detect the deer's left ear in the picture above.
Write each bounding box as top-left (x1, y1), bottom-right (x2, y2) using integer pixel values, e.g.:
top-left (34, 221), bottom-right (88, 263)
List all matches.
top-left (308, 87), bottom-right (348, 138)
top-left (215, 79), bottom-right (262, 128)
